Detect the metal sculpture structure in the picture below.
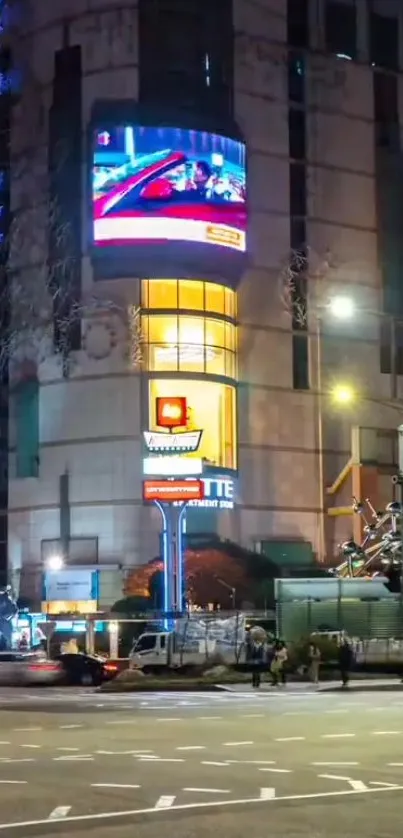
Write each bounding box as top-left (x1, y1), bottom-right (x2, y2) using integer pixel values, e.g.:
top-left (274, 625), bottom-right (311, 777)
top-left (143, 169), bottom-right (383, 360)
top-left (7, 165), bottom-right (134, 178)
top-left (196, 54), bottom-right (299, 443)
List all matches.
top-left (0, 587), bottom-right (18, 649)
top-left (333, 497), bottom-right (402, 578)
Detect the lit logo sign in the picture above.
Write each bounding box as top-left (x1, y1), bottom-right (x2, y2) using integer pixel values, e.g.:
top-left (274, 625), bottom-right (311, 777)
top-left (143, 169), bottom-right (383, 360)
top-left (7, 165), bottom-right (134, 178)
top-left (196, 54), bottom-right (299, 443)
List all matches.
top-left (92, 125), bottom-right (246, 253)
top-left (143, 430), bottom-right (202, 454)
top-left (176, 478), bottom-right (235, 510)
top-left (156, 396), bottom-right (187, 428)
top-left (143, 456), bottom-right (203, 476)
top-left (143, 480), bottom-right (204, 503)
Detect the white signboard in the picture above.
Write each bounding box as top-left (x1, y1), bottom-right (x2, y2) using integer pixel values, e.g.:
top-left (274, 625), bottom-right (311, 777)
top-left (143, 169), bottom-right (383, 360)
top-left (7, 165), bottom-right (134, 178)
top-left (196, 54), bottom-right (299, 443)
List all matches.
top-left (45, 570), bottom-right (94, 602)
top-left (143, 456), bottom-right (203, 476)
top-left (143, 430), bottom-right (202, 453)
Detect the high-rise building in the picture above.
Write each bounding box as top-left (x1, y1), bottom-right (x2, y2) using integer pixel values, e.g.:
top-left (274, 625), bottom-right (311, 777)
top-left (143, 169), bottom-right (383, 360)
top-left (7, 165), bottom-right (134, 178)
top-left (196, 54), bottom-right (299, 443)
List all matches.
top-left (3, 0), bottom-right (403, 611)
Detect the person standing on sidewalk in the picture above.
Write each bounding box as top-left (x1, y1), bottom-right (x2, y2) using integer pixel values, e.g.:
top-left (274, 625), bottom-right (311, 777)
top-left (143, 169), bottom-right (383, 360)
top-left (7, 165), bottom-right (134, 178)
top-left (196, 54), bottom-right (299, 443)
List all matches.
top-left (251, 638), bottom-right (265, 688)
top-left (338, 636), bottom-right (353, 688)
top-left (308, 642), bottom-right (321, 685)
top-left (271, 640), bottom-right (288, 686)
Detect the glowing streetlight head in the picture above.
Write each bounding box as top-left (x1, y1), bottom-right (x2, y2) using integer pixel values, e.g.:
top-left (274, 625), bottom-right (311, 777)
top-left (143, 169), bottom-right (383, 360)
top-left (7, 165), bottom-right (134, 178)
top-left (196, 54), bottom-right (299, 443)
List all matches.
top-left (328, 296), bottom-right (355, 320)
top-left (331, 383), bottom-right (355, 405)
top-left (47, 554), bottom-right (64, 572)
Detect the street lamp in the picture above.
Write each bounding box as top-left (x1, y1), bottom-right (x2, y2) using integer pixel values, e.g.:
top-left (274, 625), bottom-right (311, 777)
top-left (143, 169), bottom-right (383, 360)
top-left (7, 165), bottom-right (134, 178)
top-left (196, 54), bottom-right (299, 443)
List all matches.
top-left (47, 554), bottom-right (64, 572)
top-left (315, 295), bottom-right (355, 563)
top-left (330, 383), bottom-right (355, 405)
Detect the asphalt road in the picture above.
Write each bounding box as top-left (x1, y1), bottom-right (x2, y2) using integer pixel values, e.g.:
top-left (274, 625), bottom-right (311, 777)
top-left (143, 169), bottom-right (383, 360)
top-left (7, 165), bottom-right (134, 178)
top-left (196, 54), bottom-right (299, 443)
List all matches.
top-left (0, 685), bottom-right (403, 836)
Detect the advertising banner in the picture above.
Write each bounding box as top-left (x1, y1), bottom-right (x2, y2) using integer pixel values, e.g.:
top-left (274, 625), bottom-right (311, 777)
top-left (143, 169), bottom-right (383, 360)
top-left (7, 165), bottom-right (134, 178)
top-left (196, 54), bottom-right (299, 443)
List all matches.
top-left (143, 479), bottom-right (204, 503)
top-left (92, 125), bottom-right (246, 254)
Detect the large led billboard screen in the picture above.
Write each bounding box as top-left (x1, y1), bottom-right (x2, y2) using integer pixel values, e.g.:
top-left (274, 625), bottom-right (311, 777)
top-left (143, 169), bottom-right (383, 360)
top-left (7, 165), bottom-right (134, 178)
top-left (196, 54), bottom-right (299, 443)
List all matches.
top-left (92, 126), bottom-right (246, 256)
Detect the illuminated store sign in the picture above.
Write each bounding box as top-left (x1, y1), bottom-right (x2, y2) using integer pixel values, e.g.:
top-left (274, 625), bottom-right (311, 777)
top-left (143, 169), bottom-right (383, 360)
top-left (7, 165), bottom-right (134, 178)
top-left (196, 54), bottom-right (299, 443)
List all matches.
top-left (175, 478), bottom-right (235, 510)
top-left (143, 430), bottom-right (202, 454)
top-left (143, 456), bottom-right (203, 476)
top-left (156, 396), bottom-right (187, 428)
top-left (92, 125), bottom-right (246, 253)
top-left (143, 480), bottom-right (204, 503)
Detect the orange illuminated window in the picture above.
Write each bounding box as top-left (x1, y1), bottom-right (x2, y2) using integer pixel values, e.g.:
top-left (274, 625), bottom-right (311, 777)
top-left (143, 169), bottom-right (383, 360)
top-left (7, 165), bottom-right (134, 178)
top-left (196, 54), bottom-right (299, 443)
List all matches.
top-left (141, 280), bottom-right (236, 319)
top-left (142, 314), bottom-right (236, 377)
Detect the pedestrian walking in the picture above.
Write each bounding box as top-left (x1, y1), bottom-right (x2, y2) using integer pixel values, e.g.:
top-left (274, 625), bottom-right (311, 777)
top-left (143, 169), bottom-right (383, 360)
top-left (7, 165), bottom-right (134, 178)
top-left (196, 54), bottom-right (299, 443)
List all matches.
top-left (308, 642), bottom-right (321, 685)
top-left (338, 636), bottom-right (353, 687)
top-left (250, 638), bottom-right (265, 688)
top-left (270, 640), bottom-right (288, 686)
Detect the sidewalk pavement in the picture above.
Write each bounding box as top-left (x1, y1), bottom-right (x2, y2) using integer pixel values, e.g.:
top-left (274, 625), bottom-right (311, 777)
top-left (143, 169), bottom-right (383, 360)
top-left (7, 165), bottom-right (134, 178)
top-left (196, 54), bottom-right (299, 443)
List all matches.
top-left (218, 678), bottom-right (403, 693)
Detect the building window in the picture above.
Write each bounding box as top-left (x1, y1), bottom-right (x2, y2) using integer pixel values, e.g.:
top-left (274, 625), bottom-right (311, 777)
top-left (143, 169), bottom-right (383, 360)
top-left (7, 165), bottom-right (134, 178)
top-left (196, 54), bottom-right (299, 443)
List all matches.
top-left (290, 163), bottom-right (307, 217)
top-left (149, 379), bottom-right (237, 470)
top-left (373, 72), bottom-right (399, 149)
top-left (293, 334), bottom-right (309, 390)
top-left (288, 53), bottom-right (305, 104)
top-left (141, 279), bottom-right (237, 318)
top-left (143, 313), bottom-right (237, 378)
top-left (287, 0), bottom-right (309, 49)
top-left (138, 0), bottom-right (233, 115)
top-left (370, 12), bottom-right (398, 71)
top-left (325, 1), bottom-right (357, 60)
top-left (15, 380), bottom-right (39, 478)
top-left (289, 109), bottom-right (306, 160)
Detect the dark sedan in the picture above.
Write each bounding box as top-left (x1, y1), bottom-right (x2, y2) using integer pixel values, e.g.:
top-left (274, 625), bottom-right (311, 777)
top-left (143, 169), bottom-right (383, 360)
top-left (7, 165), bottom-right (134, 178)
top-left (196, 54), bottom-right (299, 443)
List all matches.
top-left (55, 653), bottom-right (118, 686)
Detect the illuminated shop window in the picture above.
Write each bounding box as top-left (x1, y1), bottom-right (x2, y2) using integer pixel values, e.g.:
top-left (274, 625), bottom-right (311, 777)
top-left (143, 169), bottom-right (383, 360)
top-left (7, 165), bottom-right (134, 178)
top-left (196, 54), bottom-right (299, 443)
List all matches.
top-left (143, 313), bottom-right (237, 377)
top-left (149, 379), bottom-right (237, 470)
top-left (141, 279), bottom-right (236, 318)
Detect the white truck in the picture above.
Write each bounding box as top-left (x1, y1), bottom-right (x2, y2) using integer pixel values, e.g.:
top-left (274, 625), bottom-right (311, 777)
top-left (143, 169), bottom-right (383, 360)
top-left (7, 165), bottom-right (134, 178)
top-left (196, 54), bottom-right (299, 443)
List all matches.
top-left (129, 614), bottom-right (249, 671)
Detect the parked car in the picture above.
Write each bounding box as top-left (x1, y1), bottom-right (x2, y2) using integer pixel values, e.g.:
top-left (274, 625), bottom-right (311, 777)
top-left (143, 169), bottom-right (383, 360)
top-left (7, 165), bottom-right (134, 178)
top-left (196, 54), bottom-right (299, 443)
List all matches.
top-left (55, 653), bottom-right (118, 686)
top-left (0, 651), bottom-right (62, 685)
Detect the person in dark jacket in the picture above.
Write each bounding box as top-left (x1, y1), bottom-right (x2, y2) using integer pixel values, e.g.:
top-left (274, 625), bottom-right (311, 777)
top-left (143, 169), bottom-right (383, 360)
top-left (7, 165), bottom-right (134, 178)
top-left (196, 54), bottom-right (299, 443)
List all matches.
top-left (251, 640), bottom-right (265, 688)
top-left (338, 637), bottom-right (353, 687)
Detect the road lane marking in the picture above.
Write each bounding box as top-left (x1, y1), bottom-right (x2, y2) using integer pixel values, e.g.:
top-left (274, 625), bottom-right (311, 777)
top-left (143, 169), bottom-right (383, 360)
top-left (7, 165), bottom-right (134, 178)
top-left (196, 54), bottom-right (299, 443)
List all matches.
top-left (319, 775), bottom-right (368, 791)
top-left (176, 746), bottom-right (206, 751)
top-left (48, 807), bottom-right (71, 820)
top-left (260, 788), bottom-right (276, 799)
top-left (106, 720), bottom-right (136, 726)
top-left (387, 763), bottom-right (403, 767)
top-left (3, 785), bottom-right (402, 830)
top-left (59, 724), bottom-right (83, 729)
top-left (13, 727), bottom-right (42, 732)
top-left (371, 731), bottom-right (401, 736)
top-left (0, 780), bottom-right (27, 784)
top-left (370, 781), bottom-right (399, 788)
top-left (97, 750), bottom-right (153, 756)
top-left (313, 762), bottom-right (360, 767)
top-left (0, 742), bottom-right (10, 745)
top-left (227, 760), bottom-right (276, 765)
top-left (92, 784), bottom-right (141, 789)
top-left (202, 761), bottom-right (229, 766)
top-left (155, 796), bottom-right (176, 809)
top-left (138, 757), bottom-right (184, 763)
top-left (157, 718), bottom-right (182, 722)
top-left (0, 758), bottom-right (35, 763)
top-left (241, 714), bottom-right (265, 718)
top-left (20, 744), bottom-right (41, 749)
top-left (184, 787), bottom-right (231, 794)
top-left (54, 755), bottom-right (94, 761)
top-left (259, 768), bottom-right (292, 773)
top-left (223, 741), bottom-right (254, 746)
top-left (57, 748), bottom-right (81, 752)
top-left (275, 736), bottom-right (305, 742)
top-left (321, 733), bottom-right (355, 738)
top-left (197, 716), bottom-right (222, 720)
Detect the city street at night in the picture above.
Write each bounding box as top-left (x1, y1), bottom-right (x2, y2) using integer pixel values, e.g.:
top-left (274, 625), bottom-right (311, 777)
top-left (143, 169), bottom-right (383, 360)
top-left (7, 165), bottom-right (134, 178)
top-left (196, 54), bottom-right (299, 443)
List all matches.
top-left (0, 686), bottom-right (403, 836)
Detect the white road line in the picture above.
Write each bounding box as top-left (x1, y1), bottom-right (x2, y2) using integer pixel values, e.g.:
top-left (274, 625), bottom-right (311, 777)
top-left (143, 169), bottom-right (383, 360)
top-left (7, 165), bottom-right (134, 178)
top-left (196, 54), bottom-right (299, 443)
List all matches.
top-left (259, 768), bottom-right (292, 774)
top-left (106, 720), bottom-right (136, 726)
top-left (0, 742), bottom-right (10, 746)
top-left (0, 758), bottom-right (35, 763)
top-left (97, 750), bottom-right (153, 756)
top-left (139, 757), bottom-right (185, 763)
top-left (20, 744), bottom-right (41, 749)
top-left (54, 756), bottom-right (94, 762)
top-left (319, 775), bottom-right (368, 791)
top-left (13, 727), bottom-right (42, 732)
top-left (369, 781), bottom-right (399, 788)
top-left (48, 807), bottom-right (71, 820)
top-left (371, 731), bottom-right (401, 736)
top-left (241, 714), bottom-right (264, 718)
top-left (260, 788), bottom-right (276, 800)
top-left (155, 796), bottom-right (176, 809)
top-left (184, 787), bottom-right (230, 794)
top-left (156, 718), bottom-right (182, 722)
top-left (275, 736), bottom-right (305, 742)
top-left (59, 725), bottom-right (83, 729)
top-left (312, 762), bottom-right (360, 767)
top-left (197, 716), bottom-right (222, 720)
top-left (387, 763), bottom-right (403, 767)
top-left (57, 748), bottom-right (81, 752)
top-left (227, 760), bottom-right (276, 766)
top-left (0, 780), bottom-right (27, 785)
top-left (5, 786), bottom-right (402, 830)
top-left (202, 761), bottom-right (229, 766)
top-left (223, 741), bottom-right (254, 747)
top-left (321, 733), bottom-right (355, 739)
top-left (176, 746), bottom-right (205, 751)
top-left (92, 784), bottom-right (141, 789)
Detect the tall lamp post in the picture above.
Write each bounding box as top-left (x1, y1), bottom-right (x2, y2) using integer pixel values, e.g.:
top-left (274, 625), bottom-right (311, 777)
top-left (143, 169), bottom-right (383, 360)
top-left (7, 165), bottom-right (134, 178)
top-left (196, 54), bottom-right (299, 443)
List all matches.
top-left (315, 295), bottom-right (355, 563)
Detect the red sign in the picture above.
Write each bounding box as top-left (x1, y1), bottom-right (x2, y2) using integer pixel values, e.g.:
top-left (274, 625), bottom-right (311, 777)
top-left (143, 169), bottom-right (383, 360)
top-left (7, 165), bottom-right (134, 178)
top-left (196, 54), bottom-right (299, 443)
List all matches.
top-left (156, 397), bottom-right (187, 429)
top-left (143, 480), bottom-right (204, 503)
